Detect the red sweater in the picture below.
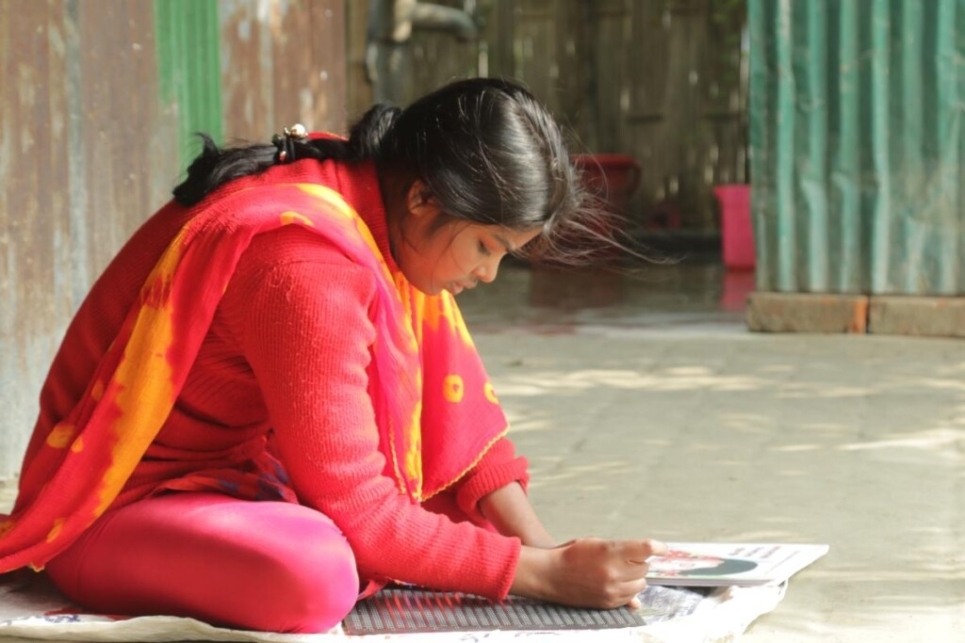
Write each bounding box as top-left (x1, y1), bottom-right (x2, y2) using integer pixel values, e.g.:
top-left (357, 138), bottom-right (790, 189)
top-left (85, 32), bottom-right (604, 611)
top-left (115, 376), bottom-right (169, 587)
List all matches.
top-left (33, 159), bottom-right (527, 599)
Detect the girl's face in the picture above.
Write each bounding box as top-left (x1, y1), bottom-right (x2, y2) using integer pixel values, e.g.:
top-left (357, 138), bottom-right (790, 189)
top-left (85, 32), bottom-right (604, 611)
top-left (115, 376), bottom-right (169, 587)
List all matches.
top-left (394, 184), bottom-right (541, 296)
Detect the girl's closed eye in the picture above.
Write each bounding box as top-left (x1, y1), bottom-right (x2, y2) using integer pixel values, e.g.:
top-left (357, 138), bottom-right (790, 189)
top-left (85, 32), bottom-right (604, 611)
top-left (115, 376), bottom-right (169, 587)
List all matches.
top-left (478, 240), bottom-right (491, 255)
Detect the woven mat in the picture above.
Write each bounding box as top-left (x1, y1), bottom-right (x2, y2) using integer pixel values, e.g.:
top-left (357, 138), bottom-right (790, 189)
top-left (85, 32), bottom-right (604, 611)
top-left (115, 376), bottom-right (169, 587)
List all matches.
top-left (344, 588), bottom-right (656, 634)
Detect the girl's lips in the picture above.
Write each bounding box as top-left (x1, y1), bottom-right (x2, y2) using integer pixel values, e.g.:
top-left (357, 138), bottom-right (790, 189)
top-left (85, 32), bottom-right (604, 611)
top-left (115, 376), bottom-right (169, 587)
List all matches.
top-left (448, 281), bottom-right (476, 295)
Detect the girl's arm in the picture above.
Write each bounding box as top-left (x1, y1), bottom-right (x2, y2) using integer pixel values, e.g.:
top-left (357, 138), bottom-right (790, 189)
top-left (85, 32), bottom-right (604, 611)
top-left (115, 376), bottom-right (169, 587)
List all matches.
top-left (478, 482), bottom-right (556, 548)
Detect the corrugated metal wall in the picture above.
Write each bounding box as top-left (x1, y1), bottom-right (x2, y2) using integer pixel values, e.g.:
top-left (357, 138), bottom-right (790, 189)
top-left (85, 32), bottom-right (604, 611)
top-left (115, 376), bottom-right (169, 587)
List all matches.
top-left (0, 0), bottom-right (346, 478)
top-left (750, 0), bottom-right (965, 295)
top-left (346, 0), bottom-right (748, 234)
top-left (220, 0), bottom-right (345, 143)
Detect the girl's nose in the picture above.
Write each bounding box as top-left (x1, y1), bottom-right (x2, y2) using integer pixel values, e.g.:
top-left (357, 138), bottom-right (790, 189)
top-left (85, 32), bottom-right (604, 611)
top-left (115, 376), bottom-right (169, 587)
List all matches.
top-left (475, 256), bottom-right (500, 283)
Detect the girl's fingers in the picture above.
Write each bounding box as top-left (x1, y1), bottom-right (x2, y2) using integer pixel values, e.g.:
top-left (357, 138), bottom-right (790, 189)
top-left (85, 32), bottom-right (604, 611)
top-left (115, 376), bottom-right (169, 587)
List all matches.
top-left (625, 539), bottom-right (669, 565)
top-left (617, 577), bottom-right (649, 608)
top-left (623, 540), bottom-right (666, 564)
top-left (646, 539), bottom-right (669, 556)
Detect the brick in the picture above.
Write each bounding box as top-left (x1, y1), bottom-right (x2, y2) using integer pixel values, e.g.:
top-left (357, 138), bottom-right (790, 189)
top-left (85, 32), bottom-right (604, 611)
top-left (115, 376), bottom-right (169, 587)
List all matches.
top-left (745, 292), bottom-right (869, 333)
top-left (869, 296), bottom-right (965, 338)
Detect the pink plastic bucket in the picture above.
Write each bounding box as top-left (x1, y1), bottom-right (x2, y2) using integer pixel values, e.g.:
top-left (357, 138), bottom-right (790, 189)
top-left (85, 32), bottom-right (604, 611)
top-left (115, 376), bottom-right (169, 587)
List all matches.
top-left (714, 185), bottom-right (755, 270)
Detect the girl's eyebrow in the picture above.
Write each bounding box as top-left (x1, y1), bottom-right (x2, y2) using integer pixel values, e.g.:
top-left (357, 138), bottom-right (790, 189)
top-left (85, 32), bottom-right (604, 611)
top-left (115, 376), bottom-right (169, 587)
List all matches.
top-left (493, 233), bottom-right (515, 253)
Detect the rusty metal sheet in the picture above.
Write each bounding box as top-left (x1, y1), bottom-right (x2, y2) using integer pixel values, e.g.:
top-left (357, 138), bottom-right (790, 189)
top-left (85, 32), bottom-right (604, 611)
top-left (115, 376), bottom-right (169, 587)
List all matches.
top-left (220, 0), bottom-right (346, 142)
top-left (1, 0), bottom-right (348, 479)
top-left (1, 0), bottom-right (75, 476)
top-left (0, 0), bottom-right (177, 477)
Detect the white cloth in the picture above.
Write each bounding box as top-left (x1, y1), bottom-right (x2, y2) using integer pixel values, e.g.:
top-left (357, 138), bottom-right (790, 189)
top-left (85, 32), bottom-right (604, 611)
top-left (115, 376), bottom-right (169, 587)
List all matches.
top-left (0, 570), bottom-right (786, 643)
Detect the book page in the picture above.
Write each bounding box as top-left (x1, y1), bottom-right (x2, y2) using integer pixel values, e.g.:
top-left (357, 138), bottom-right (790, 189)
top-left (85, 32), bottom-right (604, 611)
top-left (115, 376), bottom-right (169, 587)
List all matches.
top-left (646, 542), bottom-right (829, 587)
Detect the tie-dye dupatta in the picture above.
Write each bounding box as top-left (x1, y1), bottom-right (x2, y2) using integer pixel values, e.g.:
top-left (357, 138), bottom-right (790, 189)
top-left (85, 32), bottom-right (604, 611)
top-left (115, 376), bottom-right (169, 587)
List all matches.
top-left (0, 182), bottom-right (508, 572)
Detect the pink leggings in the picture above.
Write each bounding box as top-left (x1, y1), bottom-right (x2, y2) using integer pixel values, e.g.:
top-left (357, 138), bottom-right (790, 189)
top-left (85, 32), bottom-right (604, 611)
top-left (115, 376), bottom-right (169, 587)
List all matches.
top-left (46, 493), bottom-right (360, 633)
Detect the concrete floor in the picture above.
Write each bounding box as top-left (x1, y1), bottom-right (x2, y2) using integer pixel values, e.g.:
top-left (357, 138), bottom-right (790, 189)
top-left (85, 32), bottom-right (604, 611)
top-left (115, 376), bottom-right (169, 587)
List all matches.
top-left (460, 264), bottom-right (964, 642)
top-left (2, 261), bottom-right (963, 641)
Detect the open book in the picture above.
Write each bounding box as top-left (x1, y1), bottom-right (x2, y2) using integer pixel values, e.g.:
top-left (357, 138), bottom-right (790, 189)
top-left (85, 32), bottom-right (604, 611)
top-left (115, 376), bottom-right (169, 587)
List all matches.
top-left (646, 542), bottom-right (829, 587)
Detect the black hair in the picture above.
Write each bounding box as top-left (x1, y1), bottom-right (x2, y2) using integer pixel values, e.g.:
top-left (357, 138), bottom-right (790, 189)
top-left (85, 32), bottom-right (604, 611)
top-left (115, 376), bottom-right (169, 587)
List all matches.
top-left (173, 77), bottom-right (619, 265)
top-left (171, 104), bottom-right (398, 206)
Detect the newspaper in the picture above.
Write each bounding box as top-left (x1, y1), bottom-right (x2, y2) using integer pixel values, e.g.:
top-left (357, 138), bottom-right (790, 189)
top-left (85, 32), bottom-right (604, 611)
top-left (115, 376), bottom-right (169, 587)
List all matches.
top-left (0, 569), bottom-right (787, 643)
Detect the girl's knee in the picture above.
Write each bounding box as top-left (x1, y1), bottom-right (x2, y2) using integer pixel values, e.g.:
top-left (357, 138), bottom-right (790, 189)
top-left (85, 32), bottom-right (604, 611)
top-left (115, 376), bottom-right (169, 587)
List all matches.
top-left (255, 520), bottom-right (359, 633)
top-left (294, 537), bottom-right (359, 632)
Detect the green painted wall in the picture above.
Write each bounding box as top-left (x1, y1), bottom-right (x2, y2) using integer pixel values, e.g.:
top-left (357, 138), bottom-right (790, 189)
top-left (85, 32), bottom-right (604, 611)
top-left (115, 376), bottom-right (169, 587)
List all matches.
top-left (750, 0), bottom-right (965, 295)
top-left (155, 0), bottom-right (223, 172)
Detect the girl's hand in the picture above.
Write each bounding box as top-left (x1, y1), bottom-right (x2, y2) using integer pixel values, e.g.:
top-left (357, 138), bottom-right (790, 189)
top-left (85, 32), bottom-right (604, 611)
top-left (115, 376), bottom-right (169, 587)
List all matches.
top-left (512, 538), bottom-right (668, 609)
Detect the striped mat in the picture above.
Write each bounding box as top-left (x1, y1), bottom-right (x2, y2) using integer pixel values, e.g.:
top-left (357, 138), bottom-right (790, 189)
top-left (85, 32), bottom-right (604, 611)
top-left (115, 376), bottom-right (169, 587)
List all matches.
top-left (344, 588), bottom-right (655, 634)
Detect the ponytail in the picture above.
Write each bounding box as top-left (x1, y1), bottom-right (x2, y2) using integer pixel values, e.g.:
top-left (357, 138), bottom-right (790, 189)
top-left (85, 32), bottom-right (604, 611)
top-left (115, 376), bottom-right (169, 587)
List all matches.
top-left (172, 105), bottom-right (403, 207)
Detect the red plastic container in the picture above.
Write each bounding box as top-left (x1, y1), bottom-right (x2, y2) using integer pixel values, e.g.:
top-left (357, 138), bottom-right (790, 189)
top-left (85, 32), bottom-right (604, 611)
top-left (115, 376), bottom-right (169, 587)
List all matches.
top-left (571, 154), bottom-right (642, 214)
top-left (565, 154), bottom-right (642, 264)
top-left (714, 184), bottom-right (755, 270)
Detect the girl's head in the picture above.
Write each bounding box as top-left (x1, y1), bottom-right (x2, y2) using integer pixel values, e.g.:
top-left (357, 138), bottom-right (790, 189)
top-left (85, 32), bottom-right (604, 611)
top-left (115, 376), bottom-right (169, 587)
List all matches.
top-left (174, 78), bottom-right (606, 295)
top-left (374, 78), bottom-right (579, 232)
top-left (362, 78), bottom-right (582, 294)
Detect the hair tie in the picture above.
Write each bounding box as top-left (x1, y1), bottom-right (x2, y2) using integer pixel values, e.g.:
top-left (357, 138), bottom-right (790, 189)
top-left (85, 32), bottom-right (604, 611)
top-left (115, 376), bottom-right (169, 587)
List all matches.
top-left (272, 124), bottom-right (308, 163)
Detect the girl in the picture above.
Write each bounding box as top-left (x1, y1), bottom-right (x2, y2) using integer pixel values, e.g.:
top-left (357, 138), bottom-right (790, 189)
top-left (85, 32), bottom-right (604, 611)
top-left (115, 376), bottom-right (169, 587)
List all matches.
top-left (0, 78), bottom-right (664, 633)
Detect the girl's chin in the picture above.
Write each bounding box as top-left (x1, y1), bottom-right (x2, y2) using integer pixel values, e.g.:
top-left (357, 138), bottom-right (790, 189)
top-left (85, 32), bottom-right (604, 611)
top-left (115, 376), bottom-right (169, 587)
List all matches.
top-left (409, 280), bottom-right (446, 296)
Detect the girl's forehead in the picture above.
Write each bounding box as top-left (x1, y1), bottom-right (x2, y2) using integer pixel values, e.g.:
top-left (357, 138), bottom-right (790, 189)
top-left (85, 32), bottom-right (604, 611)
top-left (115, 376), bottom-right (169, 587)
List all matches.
top-left (481, 225), bottom-right (542, 250)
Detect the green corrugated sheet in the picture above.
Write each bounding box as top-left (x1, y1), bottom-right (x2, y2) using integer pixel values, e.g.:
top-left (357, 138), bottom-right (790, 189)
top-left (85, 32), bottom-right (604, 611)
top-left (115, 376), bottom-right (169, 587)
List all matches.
top-left (750, 0), bottom-right (965, 295)
top-left (154, 0), bottom-right (223, 172)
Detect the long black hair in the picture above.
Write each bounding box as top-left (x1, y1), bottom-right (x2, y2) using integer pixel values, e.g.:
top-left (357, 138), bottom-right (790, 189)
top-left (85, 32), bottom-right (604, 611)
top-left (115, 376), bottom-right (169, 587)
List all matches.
top-left (173, 78), bottom-right (613, 264)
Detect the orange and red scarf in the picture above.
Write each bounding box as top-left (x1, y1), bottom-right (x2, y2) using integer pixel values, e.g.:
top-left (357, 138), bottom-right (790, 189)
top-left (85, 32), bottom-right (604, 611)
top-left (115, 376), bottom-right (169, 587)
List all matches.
top-left (0, 180), bottom-right (507, 572)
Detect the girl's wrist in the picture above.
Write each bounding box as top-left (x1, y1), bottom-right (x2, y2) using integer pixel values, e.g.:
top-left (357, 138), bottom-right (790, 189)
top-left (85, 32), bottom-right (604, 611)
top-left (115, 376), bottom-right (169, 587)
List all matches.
top-left (511, 545), bottom-right (556, 601)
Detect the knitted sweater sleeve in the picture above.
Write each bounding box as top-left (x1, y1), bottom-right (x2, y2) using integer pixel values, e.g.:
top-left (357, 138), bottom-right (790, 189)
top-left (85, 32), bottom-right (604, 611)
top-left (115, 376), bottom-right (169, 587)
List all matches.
top-left (222, 229), bottom-right (521, 599)
top-left (452, 438), bottom-right (530, 524)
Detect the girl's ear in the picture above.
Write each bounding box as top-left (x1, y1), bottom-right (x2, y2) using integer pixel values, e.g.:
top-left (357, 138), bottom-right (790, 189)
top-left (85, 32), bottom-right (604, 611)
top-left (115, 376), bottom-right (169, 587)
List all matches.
top-left (405, 179), bottom-right (435, 218)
